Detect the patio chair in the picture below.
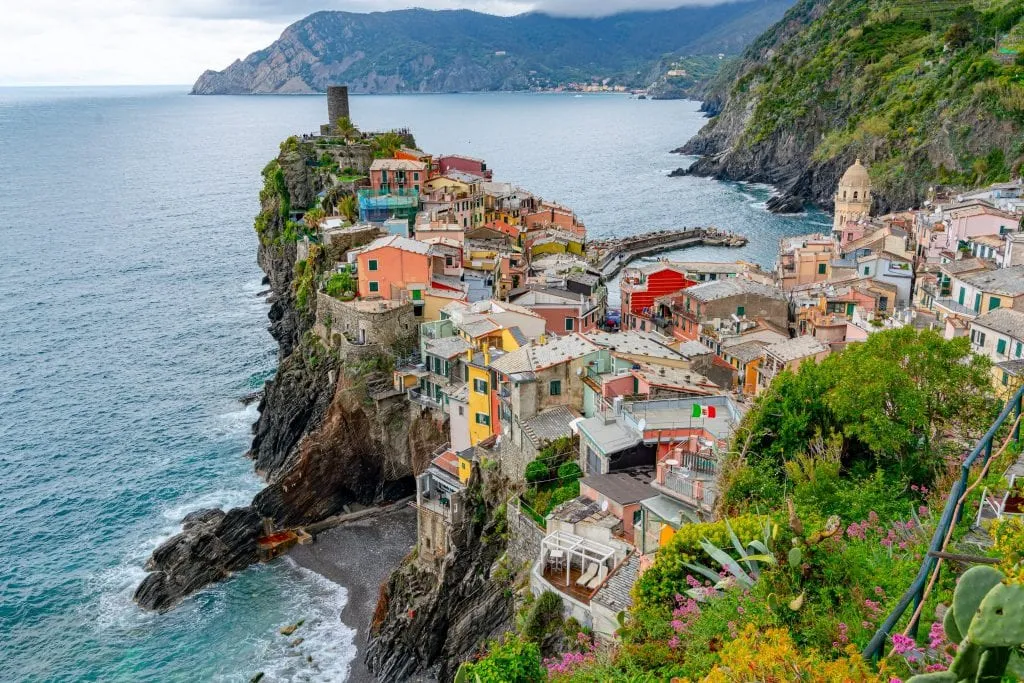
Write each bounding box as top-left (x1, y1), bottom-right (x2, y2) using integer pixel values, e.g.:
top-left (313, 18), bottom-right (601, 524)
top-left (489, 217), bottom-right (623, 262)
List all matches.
top-left (586, 564), bottom-right (609, 590)
top-left (575, 562), bottom-right (598, 587)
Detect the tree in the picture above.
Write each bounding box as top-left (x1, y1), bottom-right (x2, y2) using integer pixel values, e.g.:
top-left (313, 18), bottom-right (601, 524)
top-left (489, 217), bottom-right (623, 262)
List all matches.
top-left (729, 328), bottom-right (993, 487)
top-left (338, 195), bottom-right (358, 224)
top-left (302, 207), bottom-right (326, 230)
top-left (335, 116), bottom-right (359, 141)
top-left (372, 131), bottom-right (404, 159)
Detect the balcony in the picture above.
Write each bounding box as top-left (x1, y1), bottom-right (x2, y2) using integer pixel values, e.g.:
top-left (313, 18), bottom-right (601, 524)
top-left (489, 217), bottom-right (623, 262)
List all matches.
top-left (408, 388), bottom-right (443, 410)
top-left (656, 466), bottom-right (717, 512)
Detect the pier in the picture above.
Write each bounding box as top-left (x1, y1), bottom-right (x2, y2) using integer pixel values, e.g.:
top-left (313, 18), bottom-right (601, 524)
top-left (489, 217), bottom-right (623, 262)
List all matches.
top-left (589, 227), bottom-right (747, 279)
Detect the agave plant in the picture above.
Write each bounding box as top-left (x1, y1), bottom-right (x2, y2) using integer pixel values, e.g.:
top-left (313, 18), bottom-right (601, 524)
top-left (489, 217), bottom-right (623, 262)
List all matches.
top-left (683, 517), bottom-right (777, 599)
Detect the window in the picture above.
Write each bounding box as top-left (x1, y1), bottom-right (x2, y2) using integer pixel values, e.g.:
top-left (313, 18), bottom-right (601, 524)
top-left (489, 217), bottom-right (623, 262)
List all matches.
top-left (475, 412), bottom-right (490, 426)
top-left (977, 332), bottom-right (987, 347)
top-left (1003, 371), bottom-right (1010, 386)
top-left (974, 293), bottom-right (982, 313)
top-left (368, 259), bottom-right (378, 271)
top-left (997, 339), bottom-right (1008, 355)
top-left (736, 306), bottom-right (745, 317)
top-left (411, 289), bottom-right (422, 301)
top-left (550, 380), bottom-right (562, 396)
top-left (369, 281), bottom-right (379, 293)
top-left (458, 406), bottom-right (464, 416)
top-left (413, 172), bottom-right (419, 181)
top-left (445, 255), bottom-right (454, 267)
top-left (818, 263), bottom-right (827, 275)
top-left (863, 266), bottom-right (870, 276)
top-left (473, 378), bottom-right (488, 394)
top-left (989, 297), bottom-right (1001, 311)
top-left (565, 317), bottom-right (575, 331)
top-left (853, 191), bottom-right (859, 199)
top-left (958, 287), bottom-right (966, 305)
top-left (1016, 342), bottom-right (1022, 358)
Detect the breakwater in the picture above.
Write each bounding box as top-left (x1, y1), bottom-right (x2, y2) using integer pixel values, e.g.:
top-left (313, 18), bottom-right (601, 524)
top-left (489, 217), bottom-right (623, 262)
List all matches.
top-left (590, 227), bottom-right (748, 278)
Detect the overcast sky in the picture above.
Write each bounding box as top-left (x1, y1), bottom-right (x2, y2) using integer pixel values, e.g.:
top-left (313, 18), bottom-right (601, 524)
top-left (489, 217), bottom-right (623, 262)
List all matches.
top-left (0, 0), bottom-right (729, 86)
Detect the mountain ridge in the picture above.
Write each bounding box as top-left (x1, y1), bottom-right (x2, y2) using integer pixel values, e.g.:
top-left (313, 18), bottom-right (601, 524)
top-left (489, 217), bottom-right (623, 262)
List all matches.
top-left (678, 0), bottom-right (1024, 212)
top-left (191, 3), bottom-right (796, 95)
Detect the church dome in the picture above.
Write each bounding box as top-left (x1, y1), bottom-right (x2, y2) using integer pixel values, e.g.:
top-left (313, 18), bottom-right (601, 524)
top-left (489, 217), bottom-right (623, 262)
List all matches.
top-left (839, 158), bottom-right (870, 190)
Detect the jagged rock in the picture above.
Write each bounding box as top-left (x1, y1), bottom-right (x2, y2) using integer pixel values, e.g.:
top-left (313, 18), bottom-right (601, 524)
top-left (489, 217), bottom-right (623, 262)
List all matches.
top-left (765, 193), bottom-right (805, 214)
top-left (134, 507), bottom-right (262, 611)
top-left (668, 167), bottom-right (690, 177)
top-left (365, 486), bottom-right (514, 682)
top-left (180, 508), bottom-right (225, 531)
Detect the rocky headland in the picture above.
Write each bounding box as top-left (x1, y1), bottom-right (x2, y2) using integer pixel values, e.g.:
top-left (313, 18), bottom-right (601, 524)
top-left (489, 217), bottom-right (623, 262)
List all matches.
top-left (133, 138), bottom-right (445, 613)
top-left (673, 0), bottom-right (1024, 214)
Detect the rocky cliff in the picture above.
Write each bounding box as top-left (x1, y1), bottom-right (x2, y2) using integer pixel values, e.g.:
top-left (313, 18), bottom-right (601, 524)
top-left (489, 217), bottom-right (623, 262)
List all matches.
top-left (365, 477), bottom-right (515, 682)
top-left (676, 0), bottom-right (1024, 213)
top-left (191, 3), bottom-right (795, 95)
top-left (134, 140), bottom-right (444, 611)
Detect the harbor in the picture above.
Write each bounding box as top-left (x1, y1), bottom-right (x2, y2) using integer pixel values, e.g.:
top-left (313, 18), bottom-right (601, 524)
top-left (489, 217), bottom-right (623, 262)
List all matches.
top-left (589, 227), bottom-right (748, 278)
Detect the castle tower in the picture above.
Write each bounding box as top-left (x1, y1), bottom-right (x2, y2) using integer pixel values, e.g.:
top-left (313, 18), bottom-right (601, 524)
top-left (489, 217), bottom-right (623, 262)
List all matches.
top-left (833, 158), bottom-right (872, 234)
top-left (326, 85), bottom-right (350, 134)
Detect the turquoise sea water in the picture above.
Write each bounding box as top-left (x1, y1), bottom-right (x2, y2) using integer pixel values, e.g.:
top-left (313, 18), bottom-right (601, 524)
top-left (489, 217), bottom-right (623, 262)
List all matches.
top-left (0, 87), bottom-right (825, 681)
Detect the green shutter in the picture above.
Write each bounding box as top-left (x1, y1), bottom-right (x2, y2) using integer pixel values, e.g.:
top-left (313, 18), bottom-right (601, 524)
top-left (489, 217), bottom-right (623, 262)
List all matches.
top-left (989, 297), bottom-right (1000, 311)
top-left (958, 287), bottom-right (965, 305)
top-left (974, 293), bottom-right (982, 312)
top-left (737, 306), bottom-right (745, 317)
top-left (997, 339), bottom-right (1007, 355)
top-left (412, 289), bottom-right (422, 301)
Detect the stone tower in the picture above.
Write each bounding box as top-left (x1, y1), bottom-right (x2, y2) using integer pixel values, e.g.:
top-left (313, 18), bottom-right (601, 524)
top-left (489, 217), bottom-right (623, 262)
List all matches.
top-left (833, 158), bottom-right (872, 233)
top-left (326, 85), bottom-right (350, 134)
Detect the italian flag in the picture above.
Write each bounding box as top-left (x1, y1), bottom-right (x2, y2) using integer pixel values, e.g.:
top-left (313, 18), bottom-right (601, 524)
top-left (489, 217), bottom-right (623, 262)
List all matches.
top-left (692, 404), bottom-right (716, 418)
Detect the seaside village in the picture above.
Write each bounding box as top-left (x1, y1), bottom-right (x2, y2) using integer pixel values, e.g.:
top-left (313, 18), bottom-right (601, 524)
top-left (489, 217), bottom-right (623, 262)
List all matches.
top-left (296, 89), bottom-right (1024, 641)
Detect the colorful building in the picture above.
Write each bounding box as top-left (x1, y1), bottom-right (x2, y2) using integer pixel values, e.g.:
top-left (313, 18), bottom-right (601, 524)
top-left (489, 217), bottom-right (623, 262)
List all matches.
top-left (369, 158), bottom-right (427, 194)
top-left (620, 263), bottom-right (696, 332)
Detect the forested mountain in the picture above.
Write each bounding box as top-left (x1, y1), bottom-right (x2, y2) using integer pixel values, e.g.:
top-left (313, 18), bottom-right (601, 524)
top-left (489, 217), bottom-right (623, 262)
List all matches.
top-left (191, 2), bottom-right (795, 95)
top-left (680, 0), bottom-right (1024, 212)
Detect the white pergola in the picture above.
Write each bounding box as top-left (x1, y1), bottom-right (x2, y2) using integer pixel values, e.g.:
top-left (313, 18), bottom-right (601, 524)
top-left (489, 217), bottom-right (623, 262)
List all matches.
top-left (540, 530), bottom-right (616, 586)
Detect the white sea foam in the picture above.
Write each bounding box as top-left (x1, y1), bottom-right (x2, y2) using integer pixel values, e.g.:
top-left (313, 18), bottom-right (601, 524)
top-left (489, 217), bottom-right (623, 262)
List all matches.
top-left (219, 563), bottom-right (357, 683)
top-left (210, 402), bottom-right (260, 440)
top-left (161, 487), bottom-right (260, 524)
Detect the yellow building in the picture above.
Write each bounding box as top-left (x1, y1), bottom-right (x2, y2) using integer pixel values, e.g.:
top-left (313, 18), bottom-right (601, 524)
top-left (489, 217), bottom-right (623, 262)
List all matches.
top-left (833, 158), bottom-right (872, 233)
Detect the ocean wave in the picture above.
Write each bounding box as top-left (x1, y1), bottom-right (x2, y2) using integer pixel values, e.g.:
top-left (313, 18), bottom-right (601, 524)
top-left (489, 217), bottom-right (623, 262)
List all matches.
top-left (209, 402), bottom-right (261, 441)
top-left (161, 487), bottom-right (260, 523)
top-left (220, 563), bottom-right (357, 683)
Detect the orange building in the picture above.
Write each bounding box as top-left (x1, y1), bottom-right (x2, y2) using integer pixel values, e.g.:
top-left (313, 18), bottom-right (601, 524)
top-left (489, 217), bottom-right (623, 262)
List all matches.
top-left (357, 235), bottom-right (440, 302)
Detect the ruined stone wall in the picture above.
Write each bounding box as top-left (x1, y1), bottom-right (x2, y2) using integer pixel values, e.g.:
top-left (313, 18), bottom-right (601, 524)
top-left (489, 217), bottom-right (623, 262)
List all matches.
top-left (315, 292), bottom-right (416, 351)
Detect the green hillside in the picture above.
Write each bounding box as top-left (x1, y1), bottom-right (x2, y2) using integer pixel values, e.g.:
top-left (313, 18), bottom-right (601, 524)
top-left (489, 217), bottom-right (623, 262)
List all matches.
top-left (683, 0), bottom-right (1024, 211)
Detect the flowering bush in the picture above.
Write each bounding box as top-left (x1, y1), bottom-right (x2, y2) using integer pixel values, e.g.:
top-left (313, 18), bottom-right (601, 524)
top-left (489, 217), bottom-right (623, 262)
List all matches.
top-left (700, 624), bottom-right (886, 682)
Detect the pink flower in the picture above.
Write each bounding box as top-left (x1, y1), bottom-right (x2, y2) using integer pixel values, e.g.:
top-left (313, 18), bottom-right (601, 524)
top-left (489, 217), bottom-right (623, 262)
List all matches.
top-left (925, 664), bottom-right (947, 672)
top-left (899, 541), bottom-right (908, 550)
top-left (668, 635), bottom-right (680, 649)
top-left (737, 606), bottom-right (745, 615)
top-left (928, 621), bottom-right (946, 650)
top-left (911, 484), bottom-right (919, 492)
top-left (869, 511), bottom-right (880, 523)
top-left (919, 505), bottom-right (929, 517)
top-left (892, 633), bottom-right (916, 655)
top-left (686, 575), bottom-right (701, 589)
top-left (862, 621), bottom-right (872, 629)
top-left (874, 586), bottom-right (885, 596)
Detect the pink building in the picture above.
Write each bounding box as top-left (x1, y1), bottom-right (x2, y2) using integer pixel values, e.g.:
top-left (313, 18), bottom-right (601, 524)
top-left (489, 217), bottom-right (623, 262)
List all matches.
top-left (918, 201), bottom-right (1019, 263)
top-left (369, 158), bottom-right (427, 194)
top-left (507, 285), bottom-right (603, 335)
top-left (437, 155), bottom-right (492, 180)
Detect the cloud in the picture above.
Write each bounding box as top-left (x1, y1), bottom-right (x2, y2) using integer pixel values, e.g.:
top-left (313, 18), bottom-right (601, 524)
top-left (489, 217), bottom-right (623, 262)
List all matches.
top-left (0, 0), bottom-right (737, 85)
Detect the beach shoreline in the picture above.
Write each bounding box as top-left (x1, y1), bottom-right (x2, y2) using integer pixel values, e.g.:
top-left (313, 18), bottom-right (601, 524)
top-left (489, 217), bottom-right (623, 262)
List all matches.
top-left (290, 505), bottom-right (417, 683)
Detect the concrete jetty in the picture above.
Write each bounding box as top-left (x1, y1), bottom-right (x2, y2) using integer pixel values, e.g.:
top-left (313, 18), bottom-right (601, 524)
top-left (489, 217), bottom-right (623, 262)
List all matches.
top-left (590, 227), bottom-right (747, 279)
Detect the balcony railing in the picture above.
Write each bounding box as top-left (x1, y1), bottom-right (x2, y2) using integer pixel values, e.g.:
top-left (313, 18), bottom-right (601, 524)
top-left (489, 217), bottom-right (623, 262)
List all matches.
top-left (408, 388), bottom-right (443, 409)
top-left (662, 468), bottom-right (716, 511)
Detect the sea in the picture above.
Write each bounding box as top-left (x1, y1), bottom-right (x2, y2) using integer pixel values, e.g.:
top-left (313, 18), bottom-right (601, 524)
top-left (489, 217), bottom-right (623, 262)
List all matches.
top-left (0, 87), bottom-right (828, 682)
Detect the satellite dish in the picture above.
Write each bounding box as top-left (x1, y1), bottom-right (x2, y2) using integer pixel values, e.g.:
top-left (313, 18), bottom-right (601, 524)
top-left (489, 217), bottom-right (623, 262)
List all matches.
top-left (601, 500), bottom-right (609, 512)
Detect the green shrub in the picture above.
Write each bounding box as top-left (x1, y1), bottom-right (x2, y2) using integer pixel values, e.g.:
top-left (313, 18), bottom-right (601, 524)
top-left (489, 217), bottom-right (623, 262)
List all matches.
top-left (522, 590), bottom-right (564, 642)
top-left (525, 460), bottom-right (549, 484)
top-left (551, 482), bottom-right (580, 508)
top-left (556, 461), bottom-right (582, 484)
top-left (461, 634), bottom-right (544, 683)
